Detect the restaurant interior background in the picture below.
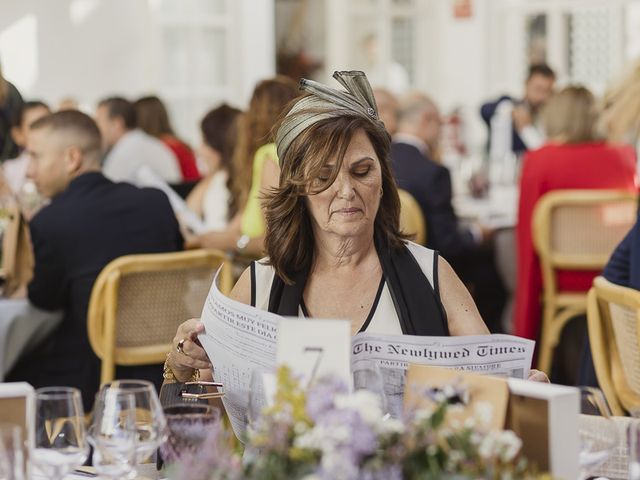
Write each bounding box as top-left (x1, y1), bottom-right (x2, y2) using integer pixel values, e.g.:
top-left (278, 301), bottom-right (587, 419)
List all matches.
top-left (2, 0), bottom-right (640, 156)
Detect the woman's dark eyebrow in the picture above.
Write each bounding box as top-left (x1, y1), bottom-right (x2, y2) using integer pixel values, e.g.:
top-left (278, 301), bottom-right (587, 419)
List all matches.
top-left (351, 156), bottom-right (375, 166)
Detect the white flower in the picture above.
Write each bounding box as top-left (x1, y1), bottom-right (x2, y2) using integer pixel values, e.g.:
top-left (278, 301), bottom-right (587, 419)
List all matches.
top-left (474, 401), bottom-right (494, 428)
top-left (478, 430), bottom-right (522, 462)
top-left (334, 390), bottom-right (383, 427)
top-left (376, 417), bottom-right (405, 436)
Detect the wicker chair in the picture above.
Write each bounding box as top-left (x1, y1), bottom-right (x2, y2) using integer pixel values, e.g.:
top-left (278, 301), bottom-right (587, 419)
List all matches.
top-left (587, 276), bottom-right (640, 416)
top-left (87, 249), bottom-right (232, 384)
top-left (398, 189), bottom-right (427, 246)
top-left (532, 189), bottom-right (637, 374)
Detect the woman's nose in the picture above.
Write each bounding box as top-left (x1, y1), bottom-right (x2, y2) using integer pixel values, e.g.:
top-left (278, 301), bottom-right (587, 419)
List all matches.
top-left (335, 173), bottom-right (356, 199)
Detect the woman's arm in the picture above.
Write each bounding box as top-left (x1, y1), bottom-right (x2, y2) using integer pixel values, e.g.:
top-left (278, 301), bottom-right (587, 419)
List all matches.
top-left (438, 255), bottom-right (489, 336)
top-left (185, 177), bottom-right (210, 218)
top-left (164, 267), bottom-right (252, 384)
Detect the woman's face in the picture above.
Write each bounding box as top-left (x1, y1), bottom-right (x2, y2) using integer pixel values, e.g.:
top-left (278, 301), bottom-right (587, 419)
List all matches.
top-left (305, 129), bottom-right (382, 242)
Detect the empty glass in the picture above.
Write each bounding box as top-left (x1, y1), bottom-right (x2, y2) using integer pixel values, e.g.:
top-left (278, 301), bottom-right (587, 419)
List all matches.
top-left (98, 380), bottom-right (167, 466)
top-left (31, 387), bottom-right (88, 480)
top-left (88, 390), bottom-right (137, 479)
top-left (0, 424), bottom-right (24, 480)
top-left (577, 387), bottom-right (618, 480)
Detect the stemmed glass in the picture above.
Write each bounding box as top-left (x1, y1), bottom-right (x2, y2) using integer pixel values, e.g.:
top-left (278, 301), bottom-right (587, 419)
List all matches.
top-left (577, 387), bottom-right (618, 480)
top-left (98, 380), bottom-right (167, 467)
top-left (88, 390), bottom-right (138, 479)
top-left (31, 387), bottom-right (89, 480)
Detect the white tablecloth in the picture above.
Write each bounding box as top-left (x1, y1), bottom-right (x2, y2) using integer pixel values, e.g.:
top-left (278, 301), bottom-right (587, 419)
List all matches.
top-left (0, 298), bottom-right (62, 379)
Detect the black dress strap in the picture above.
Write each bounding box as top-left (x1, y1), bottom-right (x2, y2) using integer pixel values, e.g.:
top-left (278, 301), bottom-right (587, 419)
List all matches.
top-left (267, 238), bottom-right (448, 337)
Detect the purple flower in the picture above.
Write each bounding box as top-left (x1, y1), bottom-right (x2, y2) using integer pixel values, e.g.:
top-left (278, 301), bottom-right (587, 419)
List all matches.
top-left (306, 378), bottom-right (348, 421)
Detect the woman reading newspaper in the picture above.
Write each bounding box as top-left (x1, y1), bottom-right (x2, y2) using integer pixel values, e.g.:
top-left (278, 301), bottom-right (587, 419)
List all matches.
top-left (163, 71), bottom-right (548, 384)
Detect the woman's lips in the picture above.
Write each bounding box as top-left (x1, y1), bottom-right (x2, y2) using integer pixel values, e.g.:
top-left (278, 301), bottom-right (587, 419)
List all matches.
top-left (335, 207), bottom-right (362, 215)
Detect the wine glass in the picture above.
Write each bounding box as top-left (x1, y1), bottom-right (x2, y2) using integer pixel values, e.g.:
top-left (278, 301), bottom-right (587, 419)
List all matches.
top-left (0, 424), bottom-right (24, 480)
top-left (88, 390), bottom-right (137, 479)
top-left (98, 380), bottom-right (167, 466)
top-left (160, 403), bottom-right (220, 465)
top-left (31, 387), bottom-right (89, 480)
top-left (577, 387), bottom-right (618, 480)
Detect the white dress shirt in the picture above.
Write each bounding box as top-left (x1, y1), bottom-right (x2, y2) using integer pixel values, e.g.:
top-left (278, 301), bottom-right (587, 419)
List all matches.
top-left (103, 129), bottom-right (181, 184)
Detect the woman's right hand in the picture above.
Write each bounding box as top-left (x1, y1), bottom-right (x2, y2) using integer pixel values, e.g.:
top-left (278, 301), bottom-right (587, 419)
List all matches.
top-left (168, 318), bottom-right (212, 382)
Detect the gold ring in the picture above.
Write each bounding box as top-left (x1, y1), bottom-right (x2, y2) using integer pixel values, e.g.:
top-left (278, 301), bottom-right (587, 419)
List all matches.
top-left (176, 338), bottom-right (187, 354)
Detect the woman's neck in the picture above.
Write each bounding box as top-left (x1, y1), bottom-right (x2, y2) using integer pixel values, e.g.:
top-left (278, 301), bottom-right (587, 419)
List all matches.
top-left (312, 229), bottom-right (378, 272)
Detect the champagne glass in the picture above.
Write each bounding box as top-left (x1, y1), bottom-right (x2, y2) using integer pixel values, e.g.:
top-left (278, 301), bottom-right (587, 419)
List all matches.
top-left (98, 380), bottom-right (167, 466)
top-left (577, 387), bottom-right (618, 480)
top-left (160, 404), bottom-right (220, 465)
top-left (31, 387), bottom-right (88, 480)
top-left (88, 390), bottom-right (137, 479)
top-left (0, 424), bottom-right (24, 480)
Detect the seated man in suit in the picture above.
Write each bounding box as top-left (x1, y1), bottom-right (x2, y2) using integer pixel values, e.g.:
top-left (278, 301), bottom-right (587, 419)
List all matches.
top-left (391, 94), bottom-right (505, 331)
top-left (6, 110), bottom-right (183, 408)
top-left (481, 64), bottom-right (555, 158)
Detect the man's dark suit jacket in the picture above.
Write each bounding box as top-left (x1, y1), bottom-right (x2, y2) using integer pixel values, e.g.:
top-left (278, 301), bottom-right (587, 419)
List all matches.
top-left (480, 95), bottom-right (527, 155)
top-left (390, 141), bottom-right (476, 260)
top-left (603, 216), bottom-right (640, 289)
top-left (8, 172), bottom-right (182, 408)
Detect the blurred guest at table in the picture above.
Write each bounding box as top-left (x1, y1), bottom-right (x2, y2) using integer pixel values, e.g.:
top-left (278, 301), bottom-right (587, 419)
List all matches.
top-left (515, 86), bottom-right (637, 344)
top-left (373, 88), bottom-right (399, 135)
top-left (166, 71), bottom-right (548, 387)
top-left (0, 62), bottom-right (23, 162)
top-left (57, 96), bottom-right (79, 111)
top-left (96, 96), bottom-right (181, 183)
top-left (481, 64), bottom-right (555, 159)
top-left (3, 101), bottom-right (50, 196)
top-left (6, 110), bottom-right (182, 409)
top-left (185, 104), bottom-right (241, 232)
top-left (390, 93), bottom-right (505, 331)
top-left (185, 77), bottom-right (298, 256)
top-left (135, 95), bottom-right (200, 182)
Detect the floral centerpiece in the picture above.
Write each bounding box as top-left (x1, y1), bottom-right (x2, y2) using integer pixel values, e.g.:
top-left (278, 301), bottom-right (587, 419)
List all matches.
top-left (169, 367), bottom-right (549, 480)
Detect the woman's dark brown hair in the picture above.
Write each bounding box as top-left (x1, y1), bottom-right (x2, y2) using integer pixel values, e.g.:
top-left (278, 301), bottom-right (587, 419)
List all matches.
top-left (265, 111), bottom-right (405, 284)
top-left (200, 103), bottom-right (241, 172)
top-left (134, 95), bottom-right (174, 138)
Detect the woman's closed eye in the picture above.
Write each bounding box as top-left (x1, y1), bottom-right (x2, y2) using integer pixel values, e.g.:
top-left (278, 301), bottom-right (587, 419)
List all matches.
top-left (352, 165), bottom-right (371, 177)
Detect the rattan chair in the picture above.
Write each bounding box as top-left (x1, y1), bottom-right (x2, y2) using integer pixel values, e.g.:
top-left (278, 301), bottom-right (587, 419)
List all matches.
top-left (87, 249), bottom-right (233, 384)
top-left (587, 275), bottom-right (640, 416)
top-left (532, 189), bottom-right (637, 374)
top-left (398, 189), bottom-right (427, 246)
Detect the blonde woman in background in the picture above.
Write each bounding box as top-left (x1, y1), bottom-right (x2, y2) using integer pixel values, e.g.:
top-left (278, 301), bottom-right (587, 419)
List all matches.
top-left (185, 76), bottom-right (299, 256)
top-left (515, 86), bottom-right (637, 349)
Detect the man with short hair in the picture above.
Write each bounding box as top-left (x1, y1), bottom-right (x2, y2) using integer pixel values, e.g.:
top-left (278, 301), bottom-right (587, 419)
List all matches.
top-left (7, 110), bottom-right (182, 408)
top-left (391, 93), bottom-right (505, 332)
top-left (481, 63), bottom-right (556, 157)
top-left (95, 96), bottom-right (181, 183)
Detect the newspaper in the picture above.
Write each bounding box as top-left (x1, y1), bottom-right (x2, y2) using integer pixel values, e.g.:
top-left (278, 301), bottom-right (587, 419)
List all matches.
top-left (199, 271), bottom-right (534, 437)
top-left (134, 165), bottom-right (207, 234)
top-left (351, 332), bottom-right (534, 417)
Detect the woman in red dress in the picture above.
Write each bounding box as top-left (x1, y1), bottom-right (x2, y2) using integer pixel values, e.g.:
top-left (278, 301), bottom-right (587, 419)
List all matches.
top-left (515, 86), bottom-right (637, 341)
top-left (134, 95), bottom-right (200, 181)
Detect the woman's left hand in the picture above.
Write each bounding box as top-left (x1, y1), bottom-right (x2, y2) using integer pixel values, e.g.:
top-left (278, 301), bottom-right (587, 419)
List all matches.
top-left (528, 369), bottom-right (550, 383)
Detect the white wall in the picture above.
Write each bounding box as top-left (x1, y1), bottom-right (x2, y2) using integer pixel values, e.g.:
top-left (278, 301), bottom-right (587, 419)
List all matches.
top-left (0, 0), bottom-right (275, 139)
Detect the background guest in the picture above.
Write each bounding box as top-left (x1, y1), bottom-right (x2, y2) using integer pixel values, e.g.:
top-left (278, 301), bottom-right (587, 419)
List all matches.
top-left (514, 86), bottom-right (637, 349)
top-left (186, 76), bottom-right (299, 256)
top-left (481, 64), bottom-right (556, 158)
top-left (186, 104), bottom-right (241, 231)
top-left (373, 87), bottom-right (399, 135)
top-left (95, 96), bottom-right (181, 183)
top-left (3, 100), bottom-right (50, 196)
top-left (6, 110), bottom-right (183, 408)
top-left (0, 61), bottom-right (23, 161)
top-left (391, 93), bottom-right (505, 331)
top-left (134, 95), bottom-right (201, 182)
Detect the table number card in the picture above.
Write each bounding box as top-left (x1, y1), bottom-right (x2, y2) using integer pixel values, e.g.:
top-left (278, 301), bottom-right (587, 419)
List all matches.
top-left (277, 318), bottom-right (352, 389)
